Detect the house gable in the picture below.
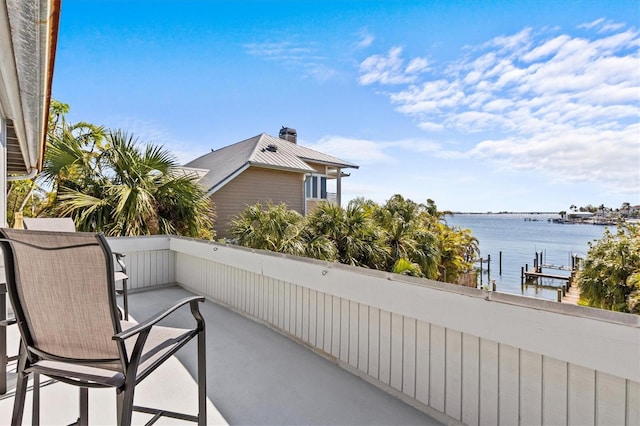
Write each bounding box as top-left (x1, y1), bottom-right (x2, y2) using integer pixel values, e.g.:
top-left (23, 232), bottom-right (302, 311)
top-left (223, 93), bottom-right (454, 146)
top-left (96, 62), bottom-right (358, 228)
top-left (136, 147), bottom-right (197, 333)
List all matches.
top-left (212, 166), bottom-right (305, 238)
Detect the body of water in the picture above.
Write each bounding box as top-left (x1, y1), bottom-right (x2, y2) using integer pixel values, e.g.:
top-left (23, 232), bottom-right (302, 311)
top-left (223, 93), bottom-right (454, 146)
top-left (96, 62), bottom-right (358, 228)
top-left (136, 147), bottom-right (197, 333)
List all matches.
top-left (445, 213), bottom-right (608, 301)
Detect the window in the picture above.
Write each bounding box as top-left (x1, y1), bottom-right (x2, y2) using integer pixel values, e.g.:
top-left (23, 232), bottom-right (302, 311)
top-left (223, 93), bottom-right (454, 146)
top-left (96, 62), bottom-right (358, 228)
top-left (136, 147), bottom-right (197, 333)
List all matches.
top-left (321, 176), bottom-right (327, 199)
top-left (305, 175), bottom-right (327, 199)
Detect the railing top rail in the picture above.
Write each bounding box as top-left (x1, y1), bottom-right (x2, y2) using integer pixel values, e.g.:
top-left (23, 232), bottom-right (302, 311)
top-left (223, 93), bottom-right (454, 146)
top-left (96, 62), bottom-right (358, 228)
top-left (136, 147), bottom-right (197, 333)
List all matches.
top-left (157, 235), bottom-right (640, 328)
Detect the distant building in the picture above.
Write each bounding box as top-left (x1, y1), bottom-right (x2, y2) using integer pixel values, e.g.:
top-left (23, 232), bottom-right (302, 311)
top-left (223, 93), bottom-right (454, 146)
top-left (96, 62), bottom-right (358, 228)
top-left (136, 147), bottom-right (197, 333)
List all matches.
top-left (567, 211), bottom-right (595, 220)
top-left (185, 128), bottom-right (358, 238)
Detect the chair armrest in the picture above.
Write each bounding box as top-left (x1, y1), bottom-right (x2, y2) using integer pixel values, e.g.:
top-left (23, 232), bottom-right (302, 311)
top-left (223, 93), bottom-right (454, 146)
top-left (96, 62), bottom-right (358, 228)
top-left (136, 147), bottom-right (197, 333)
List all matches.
top-left (0, 318), bottom-right (16, 327)
top-left (113, 296), bottom-right (205, 341)
top-left (113, 252), bottom-right (126, 272)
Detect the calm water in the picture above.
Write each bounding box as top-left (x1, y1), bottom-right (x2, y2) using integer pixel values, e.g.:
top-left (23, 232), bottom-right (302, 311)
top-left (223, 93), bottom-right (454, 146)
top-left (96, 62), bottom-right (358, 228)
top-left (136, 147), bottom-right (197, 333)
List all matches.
top-left (445, 213), bottom-right (607, 300)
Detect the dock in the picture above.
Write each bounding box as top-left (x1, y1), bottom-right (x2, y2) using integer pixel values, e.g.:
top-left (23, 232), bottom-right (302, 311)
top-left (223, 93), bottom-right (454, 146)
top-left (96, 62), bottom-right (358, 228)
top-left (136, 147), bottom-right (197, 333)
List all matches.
top-left (521, 268), bottom-right (577, 303)
top-left (561, 285), bottom-right (581, 305)
top-left (523, 270), bottom-right (570, 281)
top-left (539, 263), bottom-right (572, 271)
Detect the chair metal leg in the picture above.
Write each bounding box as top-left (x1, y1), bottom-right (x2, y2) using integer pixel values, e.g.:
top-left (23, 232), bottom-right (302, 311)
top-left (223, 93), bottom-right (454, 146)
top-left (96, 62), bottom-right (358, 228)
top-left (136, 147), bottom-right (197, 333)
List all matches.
top-left (116, 388), bottom-right (123, 424)
top-left (198, 327), bottom-right (206, 426)
top-left (32, 373), bottom-right (40, 426)
top-left (11, 352), bottom-right (28, 426)
top-left (1, 288), bottom-right (6, 395)
top-left (78, 387), bottom-right (88, 426)
top-left (116, 386), bottom-right (135, 426)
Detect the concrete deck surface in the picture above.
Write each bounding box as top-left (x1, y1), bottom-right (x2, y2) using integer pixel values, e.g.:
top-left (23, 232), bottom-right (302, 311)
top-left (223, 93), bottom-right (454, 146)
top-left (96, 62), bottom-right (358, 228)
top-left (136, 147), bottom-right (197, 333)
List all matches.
top-left (129, 285), bottom-right (441, 425)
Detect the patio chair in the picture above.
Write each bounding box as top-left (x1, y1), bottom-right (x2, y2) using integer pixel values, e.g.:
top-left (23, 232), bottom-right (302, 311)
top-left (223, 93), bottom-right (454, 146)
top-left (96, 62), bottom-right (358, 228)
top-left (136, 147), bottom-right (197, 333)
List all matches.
top-left (0, 229), bottom-right (207, 426)
top-left (22, 217), bottom-right (130, 320)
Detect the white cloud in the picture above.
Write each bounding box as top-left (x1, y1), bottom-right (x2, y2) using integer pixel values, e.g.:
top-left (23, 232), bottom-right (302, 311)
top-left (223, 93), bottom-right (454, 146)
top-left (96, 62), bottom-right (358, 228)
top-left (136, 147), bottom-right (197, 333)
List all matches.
top-left (579, 18), bottom-right (627, 34)
top-left (358, 46), bottom-right (429, 85)
top-left (243, 40), bottom-right (337, 81)
top-left (304, 63), bottom-right (338, 81)
top-left (483, 99), bottom-right (513, 112)
top-left (356, 28), bottom-right (375, 48)
top-left (599, 22), bottom-right (626, 33)
top-left (418, 121), bottom-right (444, 132)
top-left (406, 57), bottom-right (430, 74)
top-left (578, 18), bottom-right (605, 30)
top-left (359, 22), bottom-right (640, 196)
top-left (244, 41), bottom-right (314, 61)
top-left (521, 35), bottom-right (571, 62)
top-left (306, 136), bottom-right (397, 165)
top-left (484, 27), bottom-right (533, 54)
top-left (305, 135), bottom-right (444, 166)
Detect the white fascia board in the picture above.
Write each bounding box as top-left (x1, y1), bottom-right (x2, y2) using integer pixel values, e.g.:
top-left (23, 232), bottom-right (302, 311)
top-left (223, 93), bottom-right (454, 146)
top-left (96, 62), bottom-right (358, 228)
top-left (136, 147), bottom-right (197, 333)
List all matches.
top-left (0, 2), bottom-right (29, 169)
top-left (249, 162), bottom-right (313, 174)
top-left (207, 163), bottom-right (250, 196)
top-left (299, 157), bottom-right (359, 170)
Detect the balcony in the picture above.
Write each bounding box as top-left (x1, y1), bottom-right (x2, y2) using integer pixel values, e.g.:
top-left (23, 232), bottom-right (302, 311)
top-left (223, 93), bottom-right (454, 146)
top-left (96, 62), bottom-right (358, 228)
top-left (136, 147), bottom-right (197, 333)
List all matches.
top-left (2, 235), bottom-right (639, 425)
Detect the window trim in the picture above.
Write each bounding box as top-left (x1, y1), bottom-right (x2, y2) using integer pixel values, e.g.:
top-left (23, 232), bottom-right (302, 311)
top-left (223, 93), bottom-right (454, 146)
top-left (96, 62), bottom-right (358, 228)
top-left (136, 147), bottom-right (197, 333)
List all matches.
top-left (305, 174), bottom-right (328, 200)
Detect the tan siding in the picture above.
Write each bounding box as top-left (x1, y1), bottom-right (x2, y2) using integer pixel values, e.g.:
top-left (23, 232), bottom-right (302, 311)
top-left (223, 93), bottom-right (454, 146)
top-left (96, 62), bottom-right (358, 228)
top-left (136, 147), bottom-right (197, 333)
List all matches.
top-left (212, 166), bottom-right (304, 238)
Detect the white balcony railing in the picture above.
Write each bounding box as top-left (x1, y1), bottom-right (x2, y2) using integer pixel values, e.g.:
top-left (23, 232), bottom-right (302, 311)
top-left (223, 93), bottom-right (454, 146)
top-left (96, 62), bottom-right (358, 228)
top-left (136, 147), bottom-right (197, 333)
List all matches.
top-left (109, 235), bottom-right (640, 426)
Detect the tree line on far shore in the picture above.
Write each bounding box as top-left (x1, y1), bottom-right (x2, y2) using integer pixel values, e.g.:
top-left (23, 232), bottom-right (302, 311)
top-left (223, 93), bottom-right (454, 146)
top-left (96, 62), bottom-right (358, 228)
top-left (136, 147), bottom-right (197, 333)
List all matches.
top-left (559, 202), bottom-right (638, 220)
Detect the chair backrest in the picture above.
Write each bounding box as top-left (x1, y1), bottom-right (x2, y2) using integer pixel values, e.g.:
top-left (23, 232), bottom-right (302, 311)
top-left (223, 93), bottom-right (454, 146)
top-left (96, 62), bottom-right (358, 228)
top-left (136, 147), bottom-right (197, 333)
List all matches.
top-left (0, 229), bottom-right (123, 370)
top-left (23, 217), bottom-right (77, 232)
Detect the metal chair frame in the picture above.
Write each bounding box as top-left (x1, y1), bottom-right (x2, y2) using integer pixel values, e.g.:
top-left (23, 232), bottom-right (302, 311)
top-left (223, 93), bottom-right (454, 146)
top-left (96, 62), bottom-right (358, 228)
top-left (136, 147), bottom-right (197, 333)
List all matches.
top-left (0, 230), bottom-right (207, 425)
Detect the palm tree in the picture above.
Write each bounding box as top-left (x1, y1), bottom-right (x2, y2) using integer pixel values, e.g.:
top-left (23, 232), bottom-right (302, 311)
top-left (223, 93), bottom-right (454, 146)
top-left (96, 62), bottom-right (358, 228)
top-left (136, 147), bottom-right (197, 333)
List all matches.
top-left (306, 200), bottom-right (387, 268)
top-left (229, 202), bottom-right (309, 256)
top-left (230, 195), bottom-right (480, 285)
top-left (434, 223), bottom-right (479, 283)
top-left (373, 195), bottom-right (439, 278)
top-left (6, 179), bottom-right (46, 227)
top-left (42, 117), bottom-right (214, 238)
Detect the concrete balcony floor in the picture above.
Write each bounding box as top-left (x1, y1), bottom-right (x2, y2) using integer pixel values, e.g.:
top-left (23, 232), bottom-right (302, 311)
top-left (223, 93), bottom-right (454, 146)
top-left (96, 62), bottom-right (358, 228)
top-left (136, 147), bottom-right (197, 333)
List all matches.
top-left (2, 285), bottom-right (441, 425)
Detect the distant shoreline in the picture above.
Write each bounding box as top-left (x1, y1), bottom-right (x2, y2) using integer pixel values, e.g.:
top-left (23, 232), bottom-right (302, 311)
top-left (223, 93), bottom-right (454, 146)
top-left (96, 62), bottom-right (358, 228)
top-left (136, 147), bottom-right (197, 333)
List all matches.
top-left (449, 211), bottom-right (558, 215)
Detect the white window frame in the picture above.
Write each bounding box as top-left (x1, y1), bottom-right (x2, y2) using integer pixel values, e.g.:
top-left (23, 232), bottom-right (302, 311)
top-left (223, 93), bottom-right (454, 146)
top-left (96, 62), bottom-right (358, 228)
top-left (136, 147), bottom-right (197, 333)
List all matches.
top-left (305, 174), bottom-right (327, 200)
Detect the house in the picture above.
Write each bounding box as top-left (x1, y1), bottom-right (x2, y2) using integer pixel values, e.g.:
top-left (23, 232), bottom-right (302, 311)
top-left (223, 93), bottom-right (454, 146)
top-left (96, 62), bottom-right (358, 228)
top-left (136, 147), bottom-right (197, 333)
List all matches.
top-left (567, 211), bottom-right (595, 220)
top-left (185, 127), bottom-right (359, 238)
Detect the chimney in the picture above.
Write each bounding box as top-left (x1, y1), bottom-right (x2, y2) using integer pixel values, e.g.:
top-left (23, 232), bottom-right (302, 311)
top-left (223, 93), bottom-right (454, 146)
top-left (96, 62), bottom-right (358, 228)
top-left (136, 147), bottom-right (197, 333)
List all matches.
top-left (279, 126), bottom-right (297, 144)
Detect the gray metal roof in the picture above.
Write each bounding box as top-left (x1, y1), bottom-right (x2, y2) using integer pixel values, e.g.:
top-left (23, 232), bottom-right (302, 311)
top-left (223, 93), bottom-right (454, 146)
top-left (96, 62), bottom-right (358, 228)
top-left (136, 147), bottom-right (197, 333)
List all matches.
top-left (185, 133), bottom-right (358, 194)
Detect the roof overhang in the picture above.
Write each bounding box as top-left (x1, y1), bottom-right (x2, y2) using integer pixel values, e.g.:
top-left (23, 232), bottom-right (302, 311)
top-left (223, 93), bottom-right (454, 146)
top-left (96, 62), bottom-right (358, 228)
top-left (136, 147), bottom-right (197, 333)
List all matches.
top-left (0, 0), bottom-right (61, 175)
top-left (299, 157), bottom-right (359, 170)
top-left (249, 161), bottom-right (315, 175)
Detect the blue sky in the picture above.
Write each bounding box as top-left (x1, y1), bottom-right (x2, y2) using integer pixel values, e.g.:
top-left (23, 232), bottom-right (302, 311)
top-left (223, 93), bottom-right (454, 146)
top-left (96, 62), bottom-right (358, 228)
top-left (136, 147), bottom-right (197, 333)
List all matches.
top-left (53, 0), bottom-right (639, 212)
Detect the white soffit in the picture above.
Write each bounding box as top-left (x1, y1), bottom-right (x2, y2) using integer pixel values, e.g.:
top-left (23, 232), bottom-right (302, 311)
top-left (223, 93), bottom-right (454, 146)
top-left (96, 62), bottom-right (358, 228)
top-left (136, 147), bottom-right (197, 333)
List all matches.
top-left (0, 0), bottom-right (59, 174)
